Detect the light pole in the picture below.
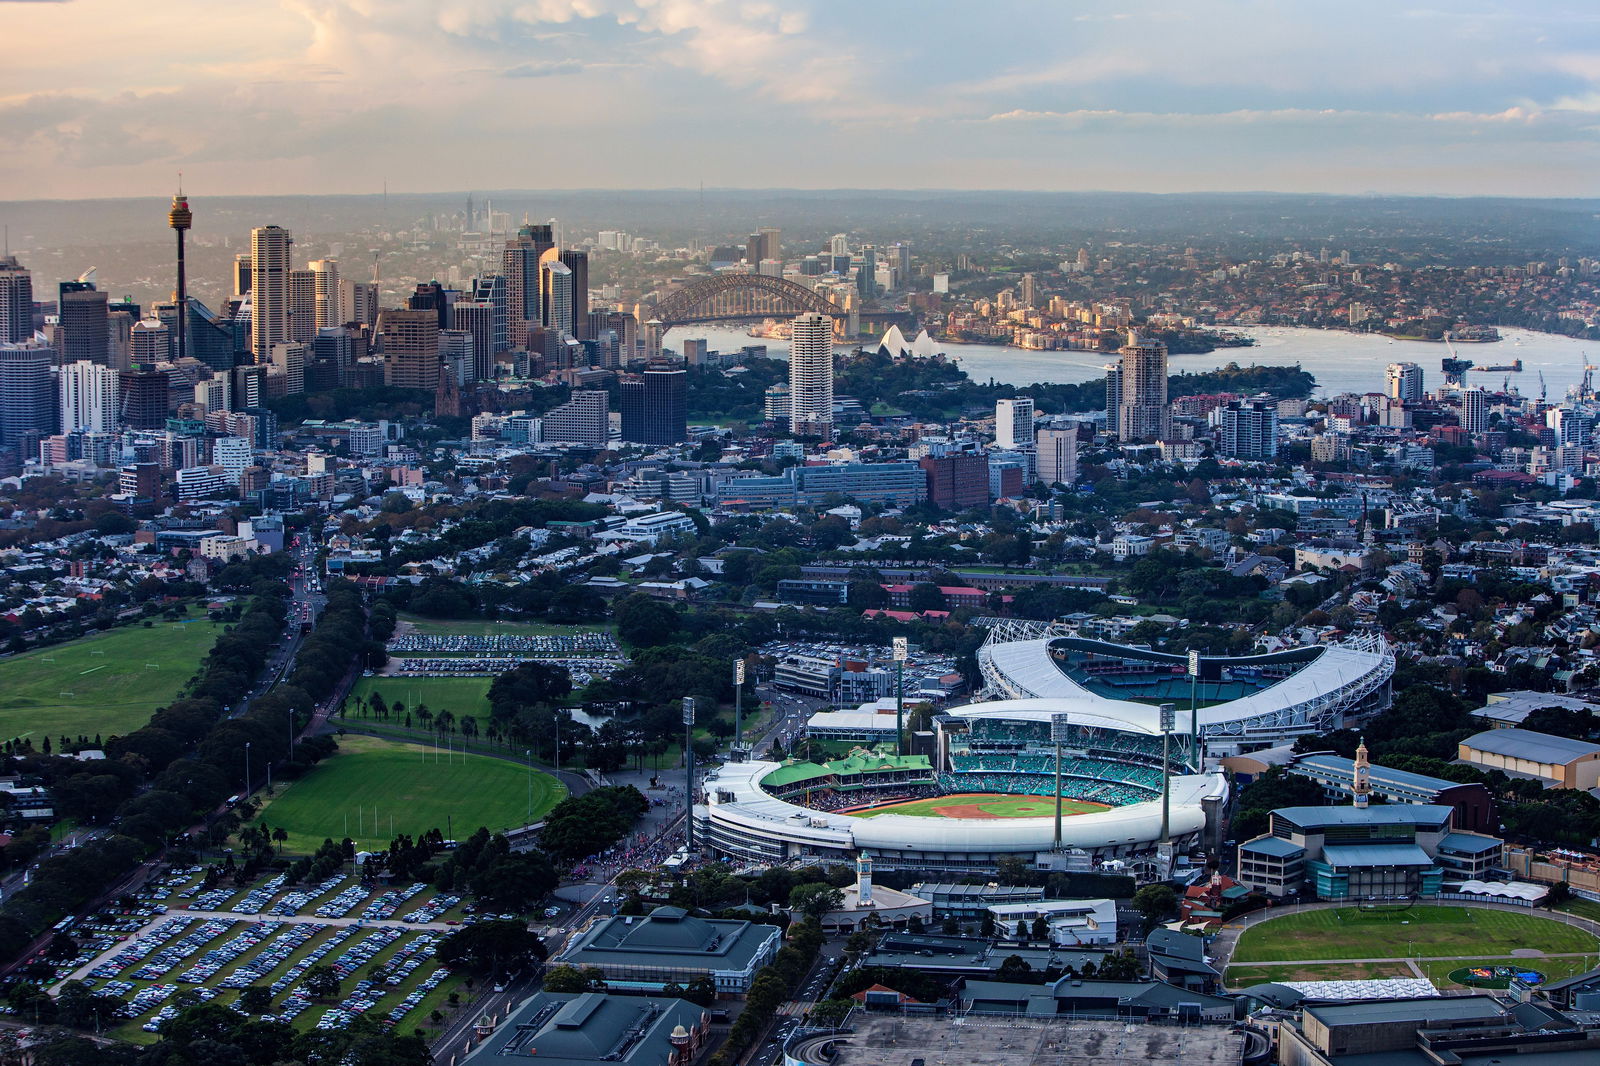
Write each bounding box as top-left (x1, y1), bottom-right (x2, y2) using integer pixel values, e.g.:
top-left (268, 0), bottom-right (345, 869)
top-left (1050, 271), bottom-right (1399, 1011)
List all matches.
top-left (526, 749), bottom-right (533, 821)
top-left (893, 637), bottom-right (908, 757)
top-left (244, 741), bottom-right (252, 797)
top-left (733, 658), bottom-right (745, 757)
top-left (683, 697), bottom-right (696, 853)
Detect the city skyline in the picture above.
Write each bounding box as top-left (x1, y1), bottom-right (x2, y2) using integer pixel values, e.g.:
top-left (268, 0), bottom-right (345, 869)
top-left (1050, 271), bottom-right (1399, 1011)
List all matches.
top-left (2, 1), bottom-right (1598, 200)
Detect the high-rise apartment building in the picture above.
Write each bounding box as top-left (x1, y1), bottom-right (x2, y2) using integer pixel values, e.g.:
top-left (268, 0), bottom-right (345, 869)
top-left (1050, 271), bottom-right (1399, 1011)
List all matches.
top-left (619, 365), bottom-right (687, 445)
top-left (788, 312), bottom-right (834, 435)
top-left (309, 259), bottom-right (341, 329)
top-left (379, 309), bottom-right (441, 390)
top-left (1104, 364), bottom-right (1123, 438)
top-left (1220, 399), bottom-right (1279, 459)
top-left (59, 280), bottom-right (109, 366)
top-left (541, 260), bottom-right (575, 337)
top-left (0, 256), bottom-right (34, 344)
top-left (1386, 362), bottom-right (1424, 404)
top-left (995, 398), bottom-right (1035, 450)
top-left (540, 389), bottom-right (609, 445)
top-left (60, 360), bottom-right (119, 434)
top-left (1115, 332), bottom-right (1169, 441)
top-left (1461, 387), bottom-right (1489, 435)
top-left (0, 342), bottom-right (54, 448)
top-left (249, 226), bottom-right (292, 359)
top-left (1036, 424), bottom-right (1079, 485)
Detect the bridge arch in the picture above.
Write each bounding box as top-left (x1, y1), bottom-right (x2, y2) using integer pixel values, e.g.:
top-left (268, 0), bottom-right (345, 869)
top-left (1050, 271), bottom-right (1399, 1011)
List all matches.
top-left (648, 274), bottom-right (845, 327)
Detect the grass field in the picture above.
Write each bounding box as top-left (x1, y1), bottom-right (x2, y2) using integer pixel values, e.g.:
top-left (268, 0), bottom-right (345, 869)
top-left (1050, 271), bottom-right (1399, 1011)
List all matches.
top-left (850, 792), bottom-right (1110, 819)
top-left (1224, 961), bottom-right (1416, 987)
top-left (255, 735), bottom-right (566, 852)
top-left (0, 617), bottom-right (223, 740)
top-left (396, 613), bottom-right (613, 638)
top-left (348, 676), bottom-right (492, 723)
top-left (1231, 905), bottom-right (1599, 964)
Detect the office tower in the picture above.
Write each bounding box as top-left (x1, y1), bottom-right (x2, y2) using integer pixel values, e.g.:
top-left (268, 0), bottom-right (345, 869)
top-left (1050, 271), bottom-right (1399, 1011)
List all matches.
top-left (0, 256), bottom-right (34, 343)
top-left (118, 365), bottom-right (168, 430)
top-left (1386, 362), bottom-right (1424, 404)
top-left (130, 318), bottom-right (170, 365)
top-left (995, 398), bottom-right (1035, 450)
top-left (789, 311), bottom-right (834, 435)
top-left (1115, 332), bottom-right (1169, 441)
top-left (746, 233), bottom-right (765, 267)
top-left (559, 251), bottom-right (589, 338)
top-left (378, 308), bottom-right (441, 389)
top-left (287, 268), bottom-right (316, 343)
top-left (472, 274), bottom-right (509, 354)
top-left (341, 280), bottom-right (378, 327)
top-left (452, 299), bottom-right (496, 381)
top-left (540, 389), bottom-right (609, 445)
top-left (270, 342), bottom-right (306, 395)
top-left (830, 253), bottom-right (851, 276)
top-left (760, 227), bottom-right (782, 264)
top-left (438, 330), bottom-right (473, 386)
top-left (309, 327), bottom-right (352, 390)
top-left (231, 364), bottom-right (267, 411)
top-left (59, 280), bottom-right (109, 366)
top-left (541, 260), bottom-right (575, 336)
top-left (309, 259), bottom-right (341, 329)
top-left (1036, 425), bottom-right (1079, 485)
top-left (619, 364), bottom-right (687, 445)
top-left (60, 360), bottom-right (119, 434)
top-left (232, 254), bottom-right (252, 297)
top-left (1019, 272), bottom-right (1037, 308)
top-left (0, 342), bottom-right (54, 447)
top-left (857, 246), bottom-right (877, 298)
top-left (194, 376), bottom-right (230, 415)
top-left (1461, 387), bottom-right (1489, 435)
top-left (830, 234), bottom-right (849, 257)
top-left (503, 222), bottom-right (554, 339)
top-left (893, 242), bottom-right (912, 288)
top-left (1220, 399), bottom-right (1279, 459)
top-left (168, 191), bottom-right (192, 365)
top-left (919, 453), bottom-right (990, 509)
top-left (249, 225), bottom-right (292, 359)
top-left (407, 281), bottom-right (451, 328)
top-left (187, 300), bottom-right (246, 372)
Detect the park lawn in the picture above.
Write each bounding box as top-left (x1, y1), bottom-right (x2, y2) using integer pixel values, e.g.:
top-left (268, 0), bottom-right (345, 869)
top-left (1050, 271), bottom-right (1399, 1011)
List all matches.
top-left (1557, 898), bottom-right (1600, 924)
top-left (851, 793), bottom-right (1110, 819)
top-left (0, 617), bottom-right (223, 741)
top-left (395, 613), bottom-right (613, 638)
top-left (255, 735), bottom-right (565, 853)
top-left (1231, 905), bottom-right (1599, 964)
top-left (1224, 961), bottom-right (1415, 988)
top-left (349, 676), bottom-right (493, 726)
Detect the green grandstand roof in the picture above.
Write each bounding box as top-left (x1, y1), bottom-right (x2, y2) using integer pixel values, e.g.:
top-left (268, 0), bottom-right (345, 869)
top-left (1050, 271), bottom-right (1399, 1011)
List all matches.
top-left (826, 753), bottom-right (932, 776)
top-left (761, 761), bottom-right (834, 787)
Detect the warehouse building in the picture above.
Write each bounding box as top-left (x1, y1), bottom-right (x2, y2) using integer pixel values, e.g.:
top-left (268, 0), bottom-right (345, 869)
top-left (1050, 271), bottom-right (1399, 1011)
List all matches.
top-left (1457, 728), bottom-right (1600, 790)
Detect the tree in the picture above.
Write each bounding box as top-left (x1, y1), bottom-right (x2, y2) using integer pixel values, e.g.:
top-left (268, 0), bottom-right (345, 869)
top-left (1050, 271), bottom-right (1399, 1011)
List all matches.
top-left (1030, 915), bottom-right (1050, 943)
top-left (488, 661), bottom-right (574, 721)
top-left (614, 595), bottom-right (680, 648)
top-left (471, 852), bottom-right (558, 910)
top-left (438, 921), bottom-right (548, 977)
top-left (1131, 884), bottom-right (1177, 923)
top-left (788, 882), bottom-right (844, 920)
top-left (305, 964), bottom-right (341, 1000)
top-left (907, 583), bottom-right (945, 613)
top-left (542, 965), bottom-right (606, 993)
top-left (239, 985), bottom-right (274, 1014)
top-left (996, 954), bottom-right (1033, 982)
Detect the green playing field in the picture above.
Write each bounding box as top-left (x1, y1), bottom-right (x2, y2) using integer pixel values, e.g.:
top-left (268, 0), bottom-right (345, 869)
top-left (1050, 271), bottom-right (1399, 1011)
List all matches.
top-left (850, 792), bottom-right (1110, 819)
top-left (1231, 904), bottom-right (1599, 963)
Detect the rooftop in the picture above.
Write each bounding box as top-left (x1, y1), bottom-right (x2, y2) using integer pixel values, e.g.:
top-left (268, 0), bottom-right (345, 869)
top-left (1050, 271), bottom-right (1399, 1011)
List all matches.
top-left (1274, 804), bottom-right (1454, 831)
top-left (464, 991), bottom-right (704, 1066)
top-left (1321, 843), bottom-right (1438, 868)
top-left (1461, 728), bottom-right (1600, 764)
top-left (1306, 995), bottom-right (1506, 1027)
top-left (559, 906), bottom-right (779, 974)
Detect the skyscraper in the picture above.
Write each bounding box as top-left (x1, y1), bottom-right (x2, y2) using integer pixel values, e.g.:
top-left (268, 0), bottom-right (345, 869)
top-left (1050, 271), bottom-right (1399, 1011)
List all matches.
top-left (169, 191), bottom-right (192, 365)
top-left (541, 260), bottom-right (575, 337)
top-left (559, 251), bottom-right (589, 339)
top-left (995, 398), bottom-right (1035, 450)
top-left (472, 274), bottom-right (509, 355)
top-left (503, 222), bottom-right (554, 340)
top-left (1019, 272), bottom-right (1037, 308)
top-left (619, 364), bottom-right (687, 445)
top-left (1115, 332), bottom-right (1169, 441)
top-left (288, 268), bottom-right (317, 343)
top-left (309, 259), bottom-right (341, 328)
top-left (452, 299), bottom-right (496, 382)
top-left (1036, 425), bottom-right (1079, 485)
top-left (1220, 399), bottom-right (1279, 459)
top-left (1104, 363), bottom-right (1123, 438)
top-left (249, 226), bottom-right (292, 360)
top-left (1461, 387), bottom-right (1489, 435)
top-left (378, 308), bottom-right (441, 389)
top-left (60, 360), bottom-right (120, 434)
top-left (341, 280), bottom-right (378, 328)
top-left (118, 365), bottom-right (168, 430)
top-left (0, 341), bottom-right (54, 448)
top-left (857, 246), bottom-right (877, 298)
top-left (59, 279), bottom-right (109, 366)
top-left (130, 318), bottom-right (170, 365)
top-left (0, 256), bottom-right (34, 344)
top-left (232, 254), bottom-right (252, 297)
top-left (1386, 362), bottom-right (1424, 404)
top-left (540, 389), bottom-right (609, 445)
top-left (789, 311), bottom-right (834, 435)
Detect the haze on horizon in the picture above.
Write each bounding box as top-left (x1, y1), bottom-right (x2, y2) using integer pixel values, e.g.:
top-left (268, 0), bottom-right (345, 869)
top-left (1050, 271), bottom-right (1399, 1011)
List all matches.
top-left (2, 0), bottom-right (1598, 201)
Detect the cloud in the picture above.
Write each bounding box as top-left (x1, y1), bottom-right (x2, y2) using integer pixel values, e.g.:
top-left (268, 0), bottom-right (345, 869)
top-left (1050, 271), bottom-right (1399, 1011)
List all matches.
top-left (501, 58), bottom-right (583, 77)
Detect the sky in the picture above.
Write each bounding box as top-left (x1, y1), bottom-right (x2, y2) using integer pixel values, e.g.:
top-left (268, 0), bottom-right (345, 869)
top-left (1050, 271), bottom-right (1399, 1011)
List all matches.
top-left (2, 0), bottom-right (1598, 200)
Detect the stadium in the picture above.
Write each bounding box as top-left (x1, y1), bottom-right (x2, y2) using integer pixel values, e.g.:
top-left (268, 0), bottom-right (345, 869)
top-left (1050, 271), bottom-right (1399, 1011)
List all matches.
top-left (696, 627), bottom-right (1393, 874)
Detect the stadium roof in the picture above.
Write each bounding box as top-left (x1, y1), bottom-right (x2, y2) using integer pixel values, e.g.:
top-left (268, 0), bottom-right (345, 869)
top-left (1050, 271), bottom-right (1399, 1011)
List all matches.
top-left (1460, 728), bottom-right (1600, 764)
top-left (761, 762), bottom-right (833, 788)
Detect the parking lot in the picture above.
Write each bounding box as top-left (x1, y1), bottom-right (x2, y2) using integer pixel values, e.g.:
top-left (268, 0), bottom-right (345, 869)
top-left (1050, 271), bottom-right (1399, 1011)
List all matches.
top-left (387, 633), bottom-right (621, 657)
top-left (30, 867), bottom-right (477, 1042)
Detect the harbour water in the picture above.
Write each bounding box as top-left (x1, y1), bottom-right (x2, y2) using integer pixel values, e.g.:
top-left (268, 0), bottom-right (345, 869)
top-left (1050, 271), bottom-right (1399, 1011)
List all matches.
top-left (664, 324), bottom-right (1600, 402)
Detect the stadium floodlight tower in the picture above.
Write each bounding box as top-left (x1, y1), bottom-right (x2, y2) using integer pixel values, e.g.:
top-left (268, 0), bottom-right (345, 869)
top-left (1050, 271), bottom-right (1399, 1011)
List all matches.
top-left (1187, 649), bottom-right (1203, 768)
top-left (683, 697), bottom-right (696, 853)
top-left (733, 658), bottom-right (745, 761)
top-left (1050, 712), bottom-right (1073, 850)
top-left (1159, 702), bottom-right (1175, 845)
top-left (893, 636), bottom-right (908, 756)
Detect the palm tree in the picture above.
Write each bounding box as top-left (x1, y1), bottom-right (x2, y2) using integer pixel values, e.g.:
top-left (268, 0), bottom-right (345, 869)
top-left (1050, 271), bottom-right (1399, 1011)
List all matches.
top-left (460, 717), bottom-right (478, 740)
top-left (436, 710), bottom-right (456, 735)
top-left (272, 827), bottom-right (288, 853)
top-left (415, 706), bottom-right (433, 730)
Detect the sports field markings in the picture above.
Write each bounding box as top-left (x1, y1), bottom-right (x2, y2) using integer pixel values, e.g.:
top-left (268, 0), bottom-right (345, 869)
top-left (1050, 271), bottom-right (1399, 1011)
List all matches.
top-left (78, 665), bottom-right (107, 675)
